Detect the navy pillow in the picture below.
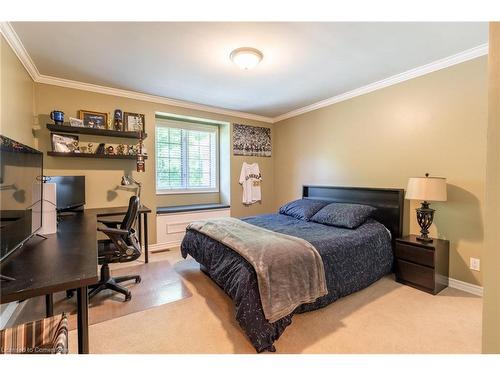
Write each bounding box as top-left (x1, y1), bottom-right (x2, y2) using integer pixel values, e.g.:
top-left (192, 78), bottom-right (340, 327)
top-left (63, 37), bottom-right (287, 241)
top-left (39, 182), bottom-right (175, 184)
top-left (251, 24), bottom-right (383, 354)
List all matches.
top-left (310, 203), bottom-right (376, 229)
top-left (279, 199), bottom-right (330, 221)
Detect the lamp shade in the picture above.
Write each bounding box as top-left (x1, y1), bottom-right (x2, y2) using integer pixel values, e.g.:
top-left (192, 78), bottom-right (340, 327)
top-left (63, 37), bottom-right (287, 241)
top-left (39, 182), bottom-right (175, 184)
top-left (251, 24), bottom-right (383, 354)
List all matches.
top-left (405, 176), bottom-right (447, 202)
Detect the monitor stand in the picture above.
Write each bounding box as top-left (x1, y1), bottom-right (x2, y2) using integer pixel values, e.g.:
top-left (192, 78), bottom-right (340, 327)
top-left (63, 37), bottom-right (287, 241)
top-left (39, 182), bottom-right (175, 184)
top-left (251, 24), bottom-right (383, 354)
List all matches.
top-left (0, 233), bottom-right (48, 282)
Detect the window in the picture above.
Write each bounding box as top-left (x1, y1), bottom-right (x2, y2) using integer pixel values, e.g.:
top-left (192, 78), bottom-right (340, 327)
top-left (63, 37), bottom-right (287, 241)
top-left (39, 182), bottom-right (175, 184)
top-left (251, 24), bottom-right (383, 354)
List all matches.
top-left (156, 117), bottom-right (219, 194)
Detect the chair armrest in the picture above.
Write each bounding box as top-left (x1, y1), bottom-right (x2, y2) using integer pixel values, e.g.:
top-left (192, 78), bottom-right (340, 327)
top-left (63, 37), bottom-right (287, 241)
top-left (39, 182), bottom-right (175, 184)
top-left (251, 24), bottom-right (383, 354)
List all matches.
top-left (97, 227), bottom-right (129, 236)
top-left (97, 219), bottom-right (122, 227)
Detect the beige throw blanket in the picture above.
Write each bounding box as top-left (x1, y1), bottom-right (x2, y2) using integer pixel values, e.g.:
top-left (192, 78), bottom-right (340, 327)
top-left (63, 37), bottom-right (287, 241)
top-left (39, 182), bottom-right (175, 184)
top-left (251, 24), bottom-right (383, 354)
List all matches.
top-left (187, 217), bottom-right (328, 323)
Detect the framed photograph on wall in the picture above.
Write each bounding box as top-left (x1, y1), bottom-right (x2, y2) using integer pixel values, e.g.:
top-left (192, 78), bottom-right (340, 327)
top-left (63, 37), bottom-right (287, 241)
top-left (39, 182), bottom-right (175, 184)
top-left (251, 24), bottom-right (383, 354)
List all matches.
top-left (233, 123), bottom-right (272, 157)
top-left (79, 110), bottom-right (108, 129)
top-left (123, 112), bottom-right (145, 132)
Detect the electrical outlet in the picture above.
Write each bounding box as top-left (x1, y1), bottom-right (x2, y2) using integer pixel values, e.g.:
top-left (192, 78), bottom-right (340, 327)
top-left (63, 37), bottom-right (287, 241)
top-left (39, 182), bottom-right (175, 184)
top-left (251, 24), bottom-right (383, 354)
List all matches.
top-left (470, 257), bottom-right (480, 271)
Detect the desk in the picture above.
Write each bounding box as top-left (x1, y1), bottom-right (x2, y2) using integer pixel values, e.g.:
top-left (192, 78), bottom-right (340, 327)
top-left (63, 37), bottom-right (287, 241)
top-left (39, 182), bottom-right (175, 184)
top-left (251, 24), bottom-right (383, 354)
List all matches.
top-left (0, 212), bottom-right (98, 354)
top-left (0, 205), bottom-right (151, 354)
top-left (88, 205), bottom-right (152, 263)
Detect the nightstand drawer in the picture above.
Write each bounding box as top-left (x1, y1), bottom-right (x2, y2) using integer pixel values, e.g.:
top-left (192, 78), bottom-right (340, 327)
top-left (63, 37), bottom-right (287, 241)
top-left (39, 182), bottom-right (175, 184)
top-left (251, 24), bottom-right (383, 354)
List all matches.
top-left (395, 259), bottom-right (434, 290)
top-left (395, 242), bottom-right (434, 267)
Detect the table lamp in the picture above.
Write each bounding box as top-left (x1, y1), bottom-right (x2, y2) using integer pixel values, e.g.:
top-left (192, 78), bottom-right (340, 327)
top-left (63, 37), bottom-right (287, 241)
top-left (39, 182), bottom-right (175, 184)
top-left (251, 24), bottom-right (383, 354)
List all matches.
top-left (405, 173), bottom-right (447, 243)
top-left (121, 175), bottom-right (142, 201)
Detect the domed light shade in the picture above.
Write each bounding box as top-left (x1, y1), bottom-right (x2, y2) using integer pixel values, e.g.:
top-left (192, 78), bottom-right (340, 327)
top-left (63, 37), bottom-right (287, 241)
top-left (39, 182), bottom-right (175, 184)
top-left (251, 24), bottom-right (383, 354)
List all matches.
top-left (230, 47), bottom-right (263, 70)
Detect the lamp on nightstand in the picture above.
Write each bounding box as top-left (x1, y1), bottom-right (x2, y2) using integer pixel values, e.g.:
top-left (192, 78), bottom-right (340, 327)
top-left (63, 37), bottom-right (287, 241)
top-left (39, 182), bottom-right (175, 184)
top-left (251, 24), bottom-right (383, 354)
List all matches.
top-left (405, 173), bottom-right (447, 243)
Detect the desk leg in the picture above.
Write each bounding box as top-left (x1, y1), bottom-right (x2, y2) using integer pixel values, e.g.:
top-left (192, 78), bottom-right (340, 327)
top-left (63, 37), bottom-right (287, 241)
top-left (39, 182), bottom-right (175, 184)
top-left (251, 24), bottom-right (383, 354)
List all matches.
top-left (144, 213), bottom-right (149, 264)
top-left (76, 286), bottom-right (89, 354)
top-left (45, 294), bottom-right (54, 317)
top-left (138, 214), bottom-right (143, 255)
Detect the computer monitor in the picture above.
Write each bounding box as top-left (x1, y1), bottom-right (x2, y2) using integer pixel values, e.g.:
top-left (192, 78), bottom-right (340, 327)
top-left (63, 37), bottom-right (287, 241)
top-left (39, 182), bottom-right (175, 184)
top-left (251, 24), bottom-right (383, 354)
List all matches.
top-left (49, 176), bottom-right (86, 212)
top-left (0, 135), bottom-right (43, 261)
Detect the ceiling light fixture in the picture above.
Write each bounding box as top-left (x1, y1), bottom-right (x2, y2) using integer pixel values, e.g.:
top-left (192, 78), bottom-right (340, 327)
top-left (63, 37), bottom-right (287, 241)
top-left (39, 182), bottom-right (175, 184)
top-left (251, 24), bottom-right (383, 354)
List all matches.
top-left (230, 47), bottom-right (263, 70)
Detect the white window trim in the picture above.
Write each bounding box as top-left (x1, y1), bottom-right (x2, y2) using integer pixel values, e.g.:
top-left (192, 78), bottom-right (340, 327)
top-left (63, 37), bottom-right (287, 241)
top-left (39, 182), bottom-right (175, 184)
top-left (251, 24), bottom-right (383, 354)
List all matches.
top-left (156, 117), bottom-right (220, 195)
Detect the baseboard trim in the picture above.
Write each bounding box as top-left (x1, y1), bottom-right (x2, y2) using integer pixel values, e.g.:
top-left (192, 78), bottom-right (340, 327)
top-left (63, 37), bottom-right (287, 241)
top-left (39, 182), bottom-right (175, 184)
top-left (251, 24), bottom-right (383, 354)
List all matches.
top-left (448, 277), bottom-right (483, 297)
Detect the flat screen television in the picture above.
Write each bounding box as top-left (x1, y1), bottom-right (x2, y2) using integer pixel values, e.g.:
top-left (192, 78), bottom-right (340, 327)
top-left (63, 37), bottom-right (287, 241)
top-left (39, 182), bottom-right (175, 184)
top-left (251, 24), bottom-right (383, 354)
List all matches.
top-left (49, 176), bottom-right (85, 212)
top-left (0, 135), bottom-right (43, 261)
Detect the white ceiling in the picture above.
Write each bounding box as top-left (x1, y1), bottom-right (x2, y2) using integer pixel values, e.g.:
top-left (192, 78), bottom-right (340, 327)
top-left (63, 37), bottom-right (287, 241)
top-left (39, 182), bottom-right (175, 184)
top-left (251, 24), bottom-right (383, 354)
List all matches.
top-left (11, 22), bottom-right (488, 118)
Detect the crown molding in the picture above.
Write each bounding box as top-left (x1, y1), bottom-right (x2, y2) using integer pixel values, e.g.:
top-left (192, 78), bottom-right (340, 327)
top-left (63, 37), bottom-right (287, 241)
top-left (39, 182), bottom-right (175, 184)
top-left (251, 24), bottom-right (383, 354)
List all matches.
top-left (1, 21), bottom-right (488, 124)
top-left (0, 22), bottom-right (40, 80)
top-left (273, 43), bottom-right (489, 123)
top-left (35, 74), bottom-right (275, 123)
top-left (0, 22), bottom-right (274, 124)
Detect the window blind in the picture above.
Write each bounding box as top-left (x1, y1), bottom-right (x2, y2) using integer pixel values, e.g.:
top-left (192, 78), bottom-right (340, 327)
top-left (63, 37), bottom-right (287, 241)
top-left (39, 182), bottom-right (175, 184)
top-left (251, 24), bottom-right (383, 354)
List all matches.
top-left (156, 118), bottom-right (218, 193)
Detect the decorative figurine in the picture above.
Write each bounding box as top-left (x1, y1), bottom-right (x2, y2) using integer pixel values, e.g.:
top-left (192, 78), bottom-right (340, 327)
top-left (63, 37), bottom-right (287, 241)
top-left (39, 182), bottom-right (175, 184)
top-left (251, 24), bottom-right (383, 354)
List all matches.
top-left (71, 140), bottom-right (80, 153)
top-left (50, 110), bottom-right (64, 125)
top-left (116, 144), bottom-right (125, 155)
top-left (127, 144), bottom-right (136, 155)
top-left (136, 138), bottom-right (145, 172)
top-left (88, 143), bottom-right (94, 154)
top-left (96, 143), bottom-right (105, 155)
top-left (114, 109), bottom-right (123, 131)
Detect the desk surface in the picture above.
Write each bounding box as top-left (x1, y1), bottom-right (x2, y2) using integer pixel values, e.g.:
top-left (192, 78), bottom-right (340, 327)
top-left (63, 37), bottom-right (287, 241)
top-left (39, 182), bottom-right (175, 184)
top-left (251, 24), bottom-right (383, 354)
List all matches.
top-left (0, 205), bottom-right (151, 304)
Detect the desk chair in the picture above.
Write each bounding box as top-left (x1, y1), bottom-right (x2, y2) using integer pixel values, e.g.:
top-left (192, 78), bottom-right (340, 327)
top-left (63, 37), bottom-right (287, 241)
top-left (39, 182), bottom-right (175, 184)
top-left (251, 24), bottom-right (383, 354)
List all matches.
top-left (89, 196), bottom-right (142, 301)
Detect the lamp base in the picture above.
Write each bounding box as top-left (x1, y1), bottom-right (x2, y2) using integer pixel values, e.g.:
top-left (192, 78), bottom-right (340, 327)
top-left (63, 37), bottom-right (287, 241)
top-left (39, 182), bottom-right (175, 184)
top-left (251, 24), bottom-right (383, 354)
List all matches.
top-left (415, 201), bottom-right (435, 243)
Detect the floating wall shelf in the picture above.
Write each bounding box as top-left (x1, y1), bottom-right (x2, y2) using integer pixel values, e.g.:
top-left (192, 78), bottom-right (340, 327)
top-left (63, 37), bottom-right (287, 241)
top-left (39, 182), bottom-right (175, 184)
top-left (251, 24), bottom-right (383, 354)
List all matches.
top-left (47, 151), bottom-right (148, 160)
top-left (46, 123), bottom-right (147, 140)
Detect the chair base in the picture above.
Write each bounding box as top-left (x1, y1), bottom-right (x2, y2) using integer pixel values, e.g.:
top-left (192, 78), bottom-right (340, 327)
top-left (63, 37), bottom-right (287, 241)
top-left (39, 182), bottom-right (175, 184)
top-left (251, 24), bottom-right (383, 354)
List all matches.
top-left (87, 263), bottom-right (141, 301)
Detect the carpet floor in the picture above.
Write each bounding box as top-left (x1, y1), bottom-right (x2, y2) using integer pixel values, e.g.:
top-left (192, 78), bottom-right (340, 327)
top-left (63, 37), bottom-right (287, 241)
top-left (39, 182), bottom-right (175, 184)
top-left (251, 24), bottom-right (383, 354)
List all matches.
top-left (66, 249), bottom-right (482, 354)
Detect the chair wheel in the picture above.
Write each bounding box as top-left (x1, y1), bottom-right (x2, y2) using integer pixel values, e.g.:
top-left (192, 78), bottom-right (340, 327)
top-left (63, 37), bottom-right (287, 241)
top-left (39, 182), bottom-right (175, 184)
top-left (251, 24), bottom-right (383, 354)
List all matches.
top-left (135, 276), bottom-right (141, 284)
top-left (125, 292), bottom-right (132, 301)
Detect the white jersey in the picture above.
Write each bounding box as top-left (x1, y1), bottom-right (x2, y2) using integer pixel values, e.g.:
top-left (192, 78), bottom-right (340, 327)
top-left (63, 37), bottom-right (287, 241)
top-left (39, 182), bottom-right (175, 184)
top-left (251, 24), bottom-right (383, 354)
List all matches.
top-left (239, 162), bottom-right (262, 205)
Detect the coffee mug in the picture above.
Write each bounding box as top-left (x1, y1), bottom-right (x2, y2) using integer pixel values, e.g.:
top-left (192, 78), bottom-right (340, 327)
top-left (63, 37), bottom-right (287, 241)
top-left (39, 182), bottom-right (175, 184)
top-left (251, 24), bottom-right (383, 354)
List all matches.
top-left (50, 110), bottom-right (64, 125)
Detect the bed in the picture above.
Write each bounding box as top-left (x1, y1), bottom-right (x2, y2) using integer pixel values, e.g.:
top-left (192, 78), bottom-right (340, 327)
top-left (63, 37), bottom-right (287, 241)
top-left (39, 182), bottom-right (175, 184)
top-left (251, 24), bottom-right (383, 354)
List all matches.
top-left (180, 185), bottom-right (404, 352)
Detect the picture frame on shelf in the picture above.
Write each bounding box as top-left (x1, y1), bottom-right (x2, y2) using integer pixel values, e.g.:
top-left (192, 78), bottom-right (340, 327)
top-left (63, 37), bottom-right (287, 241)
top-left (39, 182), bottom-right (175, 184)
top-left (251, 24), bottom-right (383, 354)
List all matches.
top-left (123, 112), bottom-right (145, 132)
top-left (69, 117), bottom-right (84, 127)
top-left (79, 110), bottom-right (108, 129)
top-left (51, 133), bottom-right (79, 153)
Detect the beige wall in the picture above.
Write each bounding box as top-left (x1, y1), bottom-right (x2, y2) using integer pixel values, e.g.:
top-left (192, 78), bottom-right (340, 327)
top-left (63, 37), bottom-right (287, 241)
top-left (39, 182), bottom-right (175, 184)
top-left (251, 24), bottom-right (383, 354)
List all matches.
top-left (0, 35), bottom-right (35, 147)
top-left (482, 23), bottom-right (500, 353)
top-left (34, 83), bottom-right (275, 243)
top-left (274, 57), bottom-right (488, 286)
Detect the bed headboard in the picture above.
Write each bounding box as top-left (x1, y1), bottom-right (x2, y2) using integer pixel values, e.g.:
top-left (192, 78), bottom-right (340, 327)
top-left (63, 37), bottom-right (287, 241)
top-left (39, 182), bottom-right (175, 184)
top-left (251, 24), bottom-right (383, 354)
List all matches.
top-left (302, 185), bottom-right (404, 240)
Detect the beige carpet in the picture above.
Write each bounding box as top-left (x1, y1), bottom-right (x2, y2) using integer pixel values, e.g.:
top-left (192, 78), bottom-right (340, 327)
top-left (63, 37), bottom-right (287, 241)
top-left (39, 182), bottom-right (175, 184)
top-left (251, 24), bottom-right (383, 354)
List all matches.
top-left (66, 249), bottom-right (482, 354)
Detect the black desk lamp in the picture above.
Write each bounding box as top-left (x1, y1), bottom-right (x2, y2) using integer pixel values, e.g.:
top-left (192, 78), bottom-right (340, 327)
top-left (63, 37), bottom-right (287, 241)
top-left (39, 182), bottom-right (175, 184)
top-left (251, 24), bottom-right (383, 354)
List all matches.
top-left (121, 175), bottom-right (142, 201)
top-left (405, 173), bottom-right (447, 242)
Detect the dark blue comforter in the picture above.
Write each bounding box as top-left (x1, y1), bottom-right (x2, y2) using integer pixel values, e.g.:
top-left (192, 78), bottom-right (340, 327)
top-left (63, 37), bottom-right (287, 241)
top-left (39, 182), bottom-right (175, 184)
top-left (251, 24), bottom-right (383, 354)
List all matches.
top-left (180, 214), bottom-right (393, 352)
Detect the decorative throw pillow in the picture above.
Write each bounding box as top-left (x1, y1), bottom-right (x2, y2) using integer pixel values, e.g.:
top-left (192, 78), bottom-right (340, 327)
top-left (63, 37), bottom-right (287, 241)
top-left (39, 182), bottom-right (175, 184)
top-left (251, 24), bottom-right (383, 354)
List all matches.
top-left (310, 203), bottom-right (377, 229)
top-left (279, 199), bottom-right (330, 221)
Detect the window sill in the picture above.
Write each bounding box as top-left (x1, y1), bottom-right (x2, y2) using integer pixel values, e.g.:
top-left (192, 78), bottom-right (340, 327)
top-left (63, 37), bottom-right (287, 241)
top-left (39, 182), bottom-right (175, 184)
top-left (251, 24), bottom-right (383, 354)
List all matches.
top-left (156, 189), bottom-right (220, 195)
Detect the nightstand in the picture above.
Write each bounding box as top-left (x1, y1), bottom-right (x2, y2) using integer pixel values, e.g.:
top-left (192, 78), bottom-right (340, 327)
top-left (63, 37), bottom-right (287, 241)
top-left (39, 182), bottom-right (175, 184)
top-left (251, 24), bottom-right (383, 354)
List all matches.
top-left (394, 235), bottom-right (449, 295)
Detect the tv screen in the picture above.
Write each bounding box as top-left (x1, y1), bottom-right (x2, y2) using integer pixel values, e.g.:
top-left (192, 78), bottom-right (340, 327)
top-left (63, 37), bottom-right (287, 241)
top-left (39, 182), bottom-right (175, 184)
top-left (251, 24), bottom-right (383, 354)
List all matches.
top-left (49, 176), bottom-right (85, 211)
top-left (0, 135), bottom-right (43, 261)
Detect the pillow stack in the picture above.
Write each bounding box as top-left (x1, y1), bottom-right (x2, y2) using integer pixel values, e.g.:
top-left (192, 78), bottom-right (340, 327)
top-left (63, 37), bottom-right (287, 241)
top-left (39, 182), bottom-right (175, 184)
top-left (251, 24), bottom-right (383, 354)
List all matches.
top-left (279, 199), bottom-right (376, 229)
